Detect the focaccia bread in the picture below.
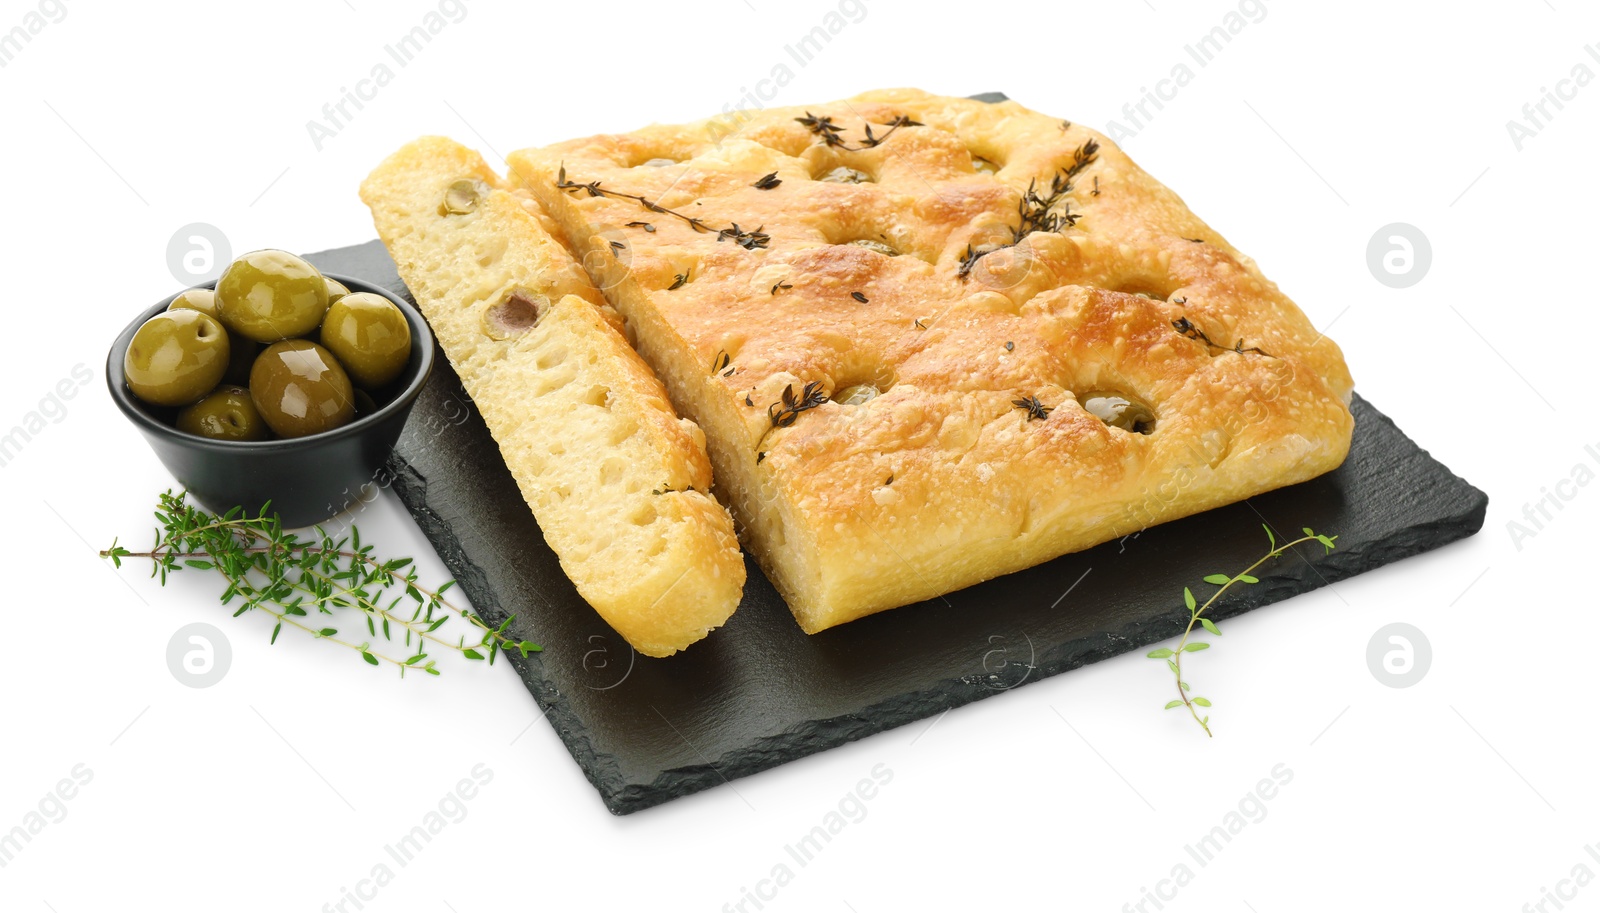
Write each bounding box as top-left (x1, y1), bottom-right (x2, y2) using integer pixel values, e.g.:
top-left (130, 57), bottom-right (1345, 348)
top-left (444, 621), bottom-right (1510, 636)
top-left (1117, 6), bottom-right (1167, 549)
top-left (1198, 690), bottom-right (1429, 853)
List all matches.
top-left (361, 137), bottom-right (744, 656)
top-left (506, 88), bottom-right (1355, 635)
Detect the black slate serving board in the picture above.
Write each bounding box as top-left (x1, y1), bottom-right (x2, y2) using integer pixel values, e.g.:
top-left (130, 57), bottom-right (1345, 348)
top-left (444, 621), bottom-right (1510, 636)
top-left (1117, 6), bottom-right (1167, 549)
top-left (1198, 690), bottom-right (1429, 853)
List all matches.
top-left (310, 240), bottom-right (1487, 814)
top-left (309, 107), bottom-right (1486, 811)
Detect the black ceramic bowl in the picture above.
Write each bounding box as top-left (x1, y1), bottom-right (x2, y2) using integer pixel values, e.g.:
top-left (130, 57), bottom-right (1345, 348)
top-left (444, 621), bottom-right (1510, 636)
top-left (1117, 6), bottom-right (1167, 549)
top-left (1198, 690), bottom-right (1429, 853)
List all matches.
top-left (107, 272), bottom-right (434, 528)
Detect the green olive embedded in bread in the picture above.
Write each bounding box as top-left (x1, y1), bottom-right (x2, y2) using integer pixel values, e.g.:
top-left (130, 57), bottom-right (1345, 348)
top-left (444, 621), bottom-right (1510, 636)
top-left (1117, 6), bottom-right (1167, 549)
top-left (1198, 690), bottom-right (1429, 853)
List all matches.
top-left (848, 239), bottom-right (899, 257)
top-left (1082, 392), bottom-right (1156, 434)
top-left (834, 384), bottom-right (879, 405)
top-left (818, 165), bottom-right (870, 184)
top-left (439, 179), bottom-right (485, 215)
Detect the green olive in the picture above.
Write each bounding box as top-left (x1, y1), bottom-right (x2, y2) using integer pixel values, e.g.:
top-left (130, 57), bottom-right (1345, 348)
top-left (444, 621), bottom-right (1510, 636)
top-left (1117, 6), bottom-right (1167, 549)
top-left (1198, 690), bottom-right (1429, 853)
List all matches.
top-left (168, 287), bottom-right (258, 385)
top-left (848, 239), bottom-right (899, 257)
top-left (167, 287), bottom-right (220, 320)
top-left (324, 277), bottom-right (351, 304)
top-left (439, 179), bottom-right (486, 215)
top-left (834, 383), bottom-right (880, 405)
top-left (215, 249), bottom-right (330, 343)
top-left (249, 340), bottom-right (357, 438)
top-left (1082, 392), bottom-right (1156, 434)
top-left (818, 166), bottom-right (871, 184)
top-left (176, 385), bottom-right (269, 441)
top-left (319, 292), bottom-right (411, 389)
top-left (124, 310), bottom-right (231, 407)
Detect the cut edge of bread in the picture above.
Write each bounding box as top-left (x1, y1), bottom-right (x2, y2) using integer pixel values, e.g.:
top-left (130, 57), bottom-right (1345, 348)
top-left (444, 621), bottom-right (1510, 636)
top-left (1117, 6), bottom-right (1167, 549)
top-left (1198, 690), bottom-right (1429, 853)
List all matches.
top-left (360, 136), bottom-right (744, 657)
top-left (509, 160), bottom-right (828, 627)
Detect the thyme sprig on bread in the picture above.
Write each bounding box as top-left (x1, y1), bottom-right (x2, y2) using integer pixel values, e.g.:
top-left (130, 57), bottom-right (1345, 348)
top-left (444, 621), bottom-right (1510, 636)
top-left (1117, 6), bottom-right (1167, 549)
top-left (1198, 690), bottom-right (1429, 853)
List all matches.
top-left (794, 112), bottom-right (922, 150)
top-left (958, 139), bottom-right (1099, 280)
top-left (555, 165), bottom-right (770, 250)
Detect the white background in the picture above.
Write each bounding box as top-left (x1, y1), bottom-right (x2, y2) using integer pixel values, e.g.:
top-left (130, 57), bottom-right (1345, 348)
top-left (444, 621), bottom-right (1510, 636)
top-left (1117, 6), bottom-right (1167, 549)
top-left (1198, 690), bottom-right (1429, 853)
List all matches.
top-left (1, 1), bottom-right (1594, 910)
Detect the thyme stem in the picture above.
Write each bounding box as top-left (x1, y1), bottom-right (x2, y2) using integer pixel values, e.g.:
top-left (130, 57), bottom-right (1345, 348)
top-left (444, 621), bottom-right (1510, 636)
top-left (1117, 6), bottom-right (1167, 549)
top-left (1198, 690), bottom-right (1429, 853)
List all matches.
top-left (1150, 525), bottom-right (1338, 737)
top-left (555, 166), bottom-right (770, 250)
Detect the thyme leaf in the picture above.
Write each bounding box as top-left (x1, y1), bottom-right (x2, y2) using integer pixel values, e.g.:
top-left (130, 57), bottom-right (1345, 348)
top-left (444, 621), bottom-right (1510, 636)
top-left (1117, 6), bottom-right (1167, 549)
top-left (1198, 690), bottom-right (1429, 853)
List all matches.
top-left (1013, 395), bottom-right (1052, 421)
top-left (769, 380), bottom-right (829, 429)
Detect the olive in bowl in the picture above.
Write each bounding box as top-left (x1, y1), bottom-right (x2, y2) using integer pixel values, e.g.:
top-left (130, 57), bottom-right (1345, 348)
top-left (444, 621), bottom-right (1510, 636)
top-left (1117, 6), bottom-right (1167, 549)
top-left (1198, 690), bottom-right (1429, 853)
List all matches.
top-left (324, 276), bottom-right (351, 303)
top-left (107, 271), bottom-right (435, 528)
top-left (215, 249), bottom-right (331, 343)
top-left (176, 385), bottom-right (268, 442)
top-left (168, 288), bottom-right (258, 385)
top-left (123, 309), bottom-right (231, 407)
top-left (249, 339), bottom-right (357, 439)
top-left (320, 292), bottom-right (412, 390)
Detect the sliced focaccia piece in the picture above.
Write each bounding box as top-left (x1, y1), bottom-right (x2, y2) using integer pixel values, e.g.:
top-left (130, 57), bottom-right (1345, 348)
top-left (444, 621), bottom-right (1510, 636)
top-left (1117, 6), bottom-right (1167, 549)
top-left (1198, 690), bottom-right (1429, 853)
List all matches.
top-left (507, 88), bottom-right (1354, 634)
top-left (361, 137), bottom-right (744, 657)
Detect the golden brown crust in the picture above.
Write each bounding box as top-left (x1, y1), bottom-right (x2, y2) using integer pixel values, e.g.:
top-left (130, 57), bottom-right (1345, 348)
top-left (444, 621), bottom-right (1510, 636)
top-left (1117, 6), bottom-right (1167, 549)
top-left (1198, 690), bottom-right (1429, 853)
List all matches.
top-left (504, 88), bottom-right (1354, 633)
top-left (361, 137), bottom-right (744, 656)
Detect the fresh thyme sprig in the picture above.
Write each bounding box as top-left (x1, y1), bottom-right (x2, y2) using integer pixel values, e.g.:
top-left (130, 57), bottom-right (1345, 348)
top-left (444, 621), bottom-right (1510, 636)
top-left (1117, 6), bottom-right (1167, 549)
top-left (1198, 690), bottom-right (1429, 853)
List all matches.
top-left (556, 165), bottom-right (770, 250)
top-left (959, 140), bottom-right (1099, 280)
top-left (1148, 524), bottom-right (1337, 736)
top-left (100, 491), bottom-right (541, 677)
